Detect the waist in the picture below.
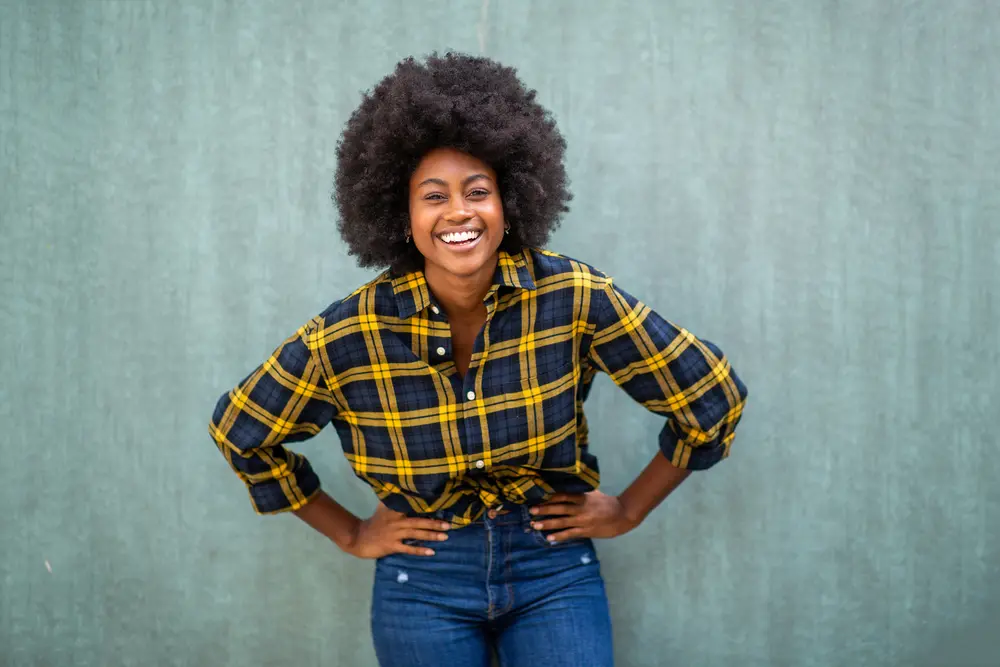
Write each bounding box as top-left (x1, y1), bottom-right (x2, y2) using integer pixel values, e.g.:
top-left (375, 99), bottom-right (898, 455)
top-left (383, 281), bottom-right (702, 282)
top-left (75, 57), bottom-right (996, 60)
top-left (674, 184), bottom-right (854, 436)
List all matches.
top-left (473, 502), bottom-right (533, 526)
top-left (401, 500), bottom-right (538, 528)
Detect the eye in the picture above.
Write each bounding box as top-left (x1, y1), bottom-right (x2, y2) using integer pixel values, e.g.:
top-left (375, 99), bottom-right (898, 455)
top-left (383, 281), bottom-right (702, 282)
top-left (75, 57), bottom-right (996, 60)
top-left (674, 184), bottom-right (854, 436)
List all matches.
top-left (423, 193), bottom-right (447, 201)
top-left (468, 188), bottom-right (490, 198)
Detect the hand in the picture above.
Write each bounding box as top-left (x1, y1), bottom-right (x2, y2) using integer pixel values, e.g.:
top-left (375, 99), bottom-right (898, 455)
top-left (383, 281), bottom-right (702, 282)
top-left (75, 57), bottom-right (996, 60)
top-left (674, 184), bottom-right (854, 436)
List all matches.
top-left (344, 503), bottom-right (451, 559)
top-left (529, 491), bottom-right (639, 543)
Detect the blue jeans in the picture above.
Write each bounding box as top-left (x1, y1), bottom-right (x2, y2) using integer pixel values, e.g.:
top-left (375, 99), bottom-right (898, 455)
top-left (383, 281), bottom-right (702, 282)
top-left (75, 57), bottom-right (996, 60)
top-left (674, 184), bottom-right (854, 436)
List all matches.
top-left (370, 505), bottom-right (614, 666)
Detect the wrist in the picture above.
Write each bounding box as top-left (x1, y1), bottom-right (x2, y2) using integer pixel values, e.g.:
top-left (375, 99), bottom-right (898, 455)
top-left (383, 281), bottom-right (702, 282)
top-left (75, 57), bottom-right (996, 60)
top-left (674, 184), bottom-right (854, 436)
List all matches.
top-left (336, 516), bottom-right (364, 554)
top-left (616, 494), bottom-right (645, 529)
top-left (293, 492), bottom-right (364, 553)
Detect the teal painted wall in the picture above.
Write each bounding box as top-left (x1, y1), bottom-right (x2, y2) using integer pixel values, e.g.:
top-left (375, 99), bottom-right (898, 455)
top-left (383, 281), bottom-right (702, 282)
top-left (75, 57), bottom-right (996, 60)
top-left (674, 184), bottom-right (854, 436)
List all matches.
top-left (2, 1), bottom-right (998, 665)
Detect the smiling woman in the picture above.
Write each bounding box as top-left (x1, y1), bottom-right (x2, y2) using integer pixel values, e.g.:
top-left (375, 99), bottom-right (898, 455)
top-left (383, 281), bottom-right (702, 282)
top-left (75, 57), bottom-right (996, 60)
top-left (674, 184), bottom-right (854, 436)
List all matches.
top-left (332, 53), bottom-right (570, 277)
top-left (208, 52), bottom-right (749, 667)
top-left (409, 149), bottom-right (506, 284)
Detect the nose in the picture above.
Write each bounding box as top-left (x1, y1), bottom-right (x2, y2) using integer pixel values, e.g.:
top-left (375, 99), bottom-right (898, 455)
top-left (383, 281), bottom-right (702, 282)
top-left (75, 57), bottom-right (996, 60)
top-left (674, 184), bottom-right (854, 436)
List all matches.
top-left (443, 202), bottom-right (474, 223)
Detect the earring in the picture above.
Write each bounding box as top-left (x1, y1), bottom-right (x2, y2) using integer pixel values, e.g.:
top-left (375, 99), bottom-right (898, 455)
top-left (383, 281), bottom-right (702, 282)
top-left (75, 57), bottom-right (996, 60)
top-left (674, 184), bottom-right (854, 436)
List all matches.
top-left (504, 223), bottom-right (510, 235)
top-left (404, 231), bottom-right (411, 243)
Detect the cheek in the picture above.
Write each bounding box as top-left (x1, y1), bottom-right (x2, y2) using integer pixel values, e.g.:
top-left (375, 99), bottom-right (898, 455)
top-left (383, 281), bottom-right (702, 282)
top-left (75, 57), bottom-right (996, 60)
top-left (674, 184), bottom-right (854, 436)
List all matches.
top-left (408, 205), bottom-right (433, 233)
top-left (481, 197), bottom-right (505, 225)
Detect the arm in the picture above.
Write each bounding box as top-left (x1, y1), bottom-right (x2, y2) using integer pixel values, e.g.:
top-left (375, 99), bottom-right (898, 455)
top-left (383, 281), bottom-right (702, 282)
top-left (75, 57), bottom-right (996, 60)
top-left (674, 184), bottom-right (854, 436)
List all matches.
top-left (532, 278), bottom-right (748, 541)
top-left (617, 450), bottom-right (692, 526)
top-left (531, 451), bottom-right (690, 541)
top-left (295, 491), bottom-right (452, 558)
top-left (209, 320), bottom-right (450, 557)
top-left (587, 278), bottom-right (748, 472)
top-left (292, 490), bottom-right (365, 551)
top-left (209, 320), bottom-right (336, 514)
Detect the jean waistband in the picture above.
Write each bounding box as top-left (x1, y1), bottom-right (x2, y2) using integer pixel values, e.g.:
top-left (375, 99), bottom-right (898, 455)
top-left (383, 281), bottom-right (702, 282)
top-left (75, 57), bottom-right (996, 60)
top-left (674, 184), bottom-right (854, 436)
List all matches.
top-left (473, 503), bottom-right (534, 527)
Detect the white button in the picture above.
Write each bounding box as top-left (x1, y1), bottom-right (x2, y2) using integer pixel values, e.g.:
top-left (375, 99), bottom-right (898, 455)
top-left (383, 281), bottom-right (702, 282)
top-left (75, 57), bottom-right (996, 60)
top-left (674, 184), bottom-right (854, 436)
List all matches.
top-left (475, 460), bottom-right (485, 469)
top-left (431, 305), bottom-right (440, 315)
top-left (436, 347), bottom-right (446, 356)
top-left (466, 391), bottom-right (476, 400)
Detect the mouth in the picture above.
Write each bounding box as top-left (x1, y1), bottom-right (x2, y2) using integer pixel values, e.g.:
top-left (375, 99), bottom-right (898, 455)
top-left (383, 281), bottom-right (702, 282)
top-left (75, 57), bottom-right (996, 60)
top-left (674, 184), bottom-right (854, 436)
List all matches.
top-left (435, 228), bottom-right (484, 251)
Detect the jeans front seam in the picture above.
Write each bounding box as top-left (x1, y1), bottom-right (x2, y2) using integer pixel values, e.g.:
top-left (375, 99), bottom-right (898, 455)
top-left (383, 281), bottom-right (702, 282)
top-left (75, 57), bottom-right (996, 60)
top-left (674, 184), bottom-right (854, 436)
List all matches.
top-left (501, 526), bottom-right (515, 617)
top-left (485, 519), bottom-right (496, 621)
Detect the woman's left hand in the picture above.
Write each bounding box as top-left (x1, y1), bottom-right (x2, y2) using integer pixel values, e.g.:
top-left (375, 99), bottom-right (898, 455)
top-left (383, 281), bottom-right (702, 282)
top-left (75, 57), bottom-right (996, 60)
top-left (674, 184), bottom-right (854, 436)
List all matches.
top-left (529, 491), bottom-right (639, 543)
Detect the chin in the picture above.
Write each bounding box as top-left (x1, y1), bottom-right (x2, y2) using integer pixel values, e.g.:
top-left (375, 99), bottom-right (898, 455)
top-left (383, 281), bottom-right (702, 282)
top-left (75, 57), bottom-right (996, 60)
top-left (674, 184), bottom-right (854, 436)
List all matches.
top-left (437, 256), bottom-right (492, 278)
top-left (428, 243), bottom-right (499, 278)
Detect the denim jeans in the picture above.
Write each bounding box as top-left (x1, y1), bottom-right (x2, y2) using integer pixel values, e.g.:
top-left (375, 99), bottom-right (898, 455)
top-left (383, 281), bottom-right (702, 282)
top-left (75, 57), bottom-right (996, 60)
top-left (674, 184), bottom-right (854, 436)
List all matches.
top-left (370, 505), bottom-right (614, 667)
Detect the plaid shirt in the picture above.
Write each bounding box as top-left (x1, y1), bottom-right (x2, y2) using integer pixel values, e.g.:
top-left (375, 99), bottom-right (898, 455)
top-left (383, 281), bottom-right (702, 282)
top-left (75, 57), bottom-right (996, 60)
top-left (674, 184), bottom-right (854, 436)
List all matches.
top-left (209, 248), bottom-right (748, 526)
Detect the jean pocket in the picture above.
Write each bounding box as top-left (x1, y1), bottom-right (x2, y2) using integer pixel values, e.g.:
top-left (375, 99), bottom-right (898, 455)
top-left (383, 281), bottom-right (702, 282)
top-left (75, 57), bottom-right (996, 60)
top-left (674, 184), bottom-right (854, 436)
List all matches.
top-left (528, 527), bottom-right (589, 549)
top-left (375, 539), bottom-right (424, 566)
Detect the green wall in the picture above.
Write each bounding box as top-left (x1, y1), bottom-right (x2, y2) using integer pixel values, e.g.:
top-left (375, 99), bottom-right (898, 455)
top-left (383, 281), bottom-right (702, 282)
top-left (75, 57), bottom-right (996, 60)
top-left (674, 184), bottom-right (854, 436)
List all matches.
top-left (2, 1), bottom-right (998, 665)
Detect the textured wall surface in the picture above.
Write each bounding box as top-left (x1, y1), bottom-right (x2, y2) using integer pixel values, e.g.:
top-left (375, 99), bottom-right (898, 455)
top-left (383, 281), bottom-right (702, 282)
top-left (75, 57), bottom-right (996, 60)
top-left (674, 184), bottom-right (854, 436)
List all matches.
top-left (2, 1), bottom-right (998, 665)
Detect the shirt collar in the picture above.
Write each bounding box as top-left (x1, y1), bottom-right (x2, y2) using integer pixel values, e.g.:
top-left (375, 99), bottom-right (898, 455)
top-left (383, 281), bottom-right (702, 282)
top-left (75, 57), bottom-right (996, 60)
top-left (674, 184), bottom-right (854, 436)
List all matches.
top-left (391, 248), bottom-right (536, 319)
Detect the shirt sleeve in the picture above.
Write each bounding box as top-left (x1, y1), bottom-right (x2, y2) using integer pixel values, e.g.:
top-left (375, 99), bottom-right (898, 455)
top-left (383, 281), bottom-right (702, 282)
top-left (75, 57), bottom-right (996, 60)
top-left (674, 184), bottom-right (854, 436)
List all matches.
top-left (208, 319), bottom-right (337, 514)
top-left (587, 278), bottom-right (748, 470)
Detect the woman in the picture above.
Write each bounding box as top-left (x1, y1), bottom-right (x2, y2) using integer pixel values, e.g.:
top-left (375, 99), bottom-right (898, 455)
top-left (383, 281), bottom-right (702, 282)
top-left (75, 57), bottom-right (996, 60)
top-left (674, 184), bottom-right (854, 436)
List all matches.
top-left (209, 52), bottom-right (748, 667)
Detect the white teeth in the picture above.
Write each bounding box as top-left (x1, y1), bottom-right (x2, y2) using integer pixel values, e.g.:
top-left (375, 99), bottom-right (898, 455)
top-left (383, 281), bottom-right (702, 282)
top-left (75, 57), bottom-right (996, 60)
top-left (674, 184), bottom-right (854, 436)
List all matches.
top-left (440, 230), bottom-right (482, 244)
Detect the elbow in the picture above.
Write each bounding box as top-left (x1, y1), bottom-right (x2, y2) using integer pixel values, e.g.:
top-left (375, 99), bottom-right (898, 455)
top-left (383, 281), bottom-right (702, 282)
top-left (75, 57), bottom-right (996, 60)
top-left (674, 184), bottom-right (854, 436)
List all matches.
top-left (209, 389), bottom-right (234, 435)
top-left (660, 393), bottom-right (747, 471)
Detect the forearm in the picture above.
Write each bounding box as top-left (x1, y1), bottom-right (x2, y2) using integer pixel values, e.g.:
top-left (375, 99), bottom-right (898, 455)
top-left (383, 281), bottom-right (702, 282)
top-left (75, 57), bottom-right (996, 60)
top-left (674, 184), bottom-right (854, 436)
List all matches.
top-left (292, 490), bottom-right (362, 551)
top-left (617, 451), bottom-right (692, 526)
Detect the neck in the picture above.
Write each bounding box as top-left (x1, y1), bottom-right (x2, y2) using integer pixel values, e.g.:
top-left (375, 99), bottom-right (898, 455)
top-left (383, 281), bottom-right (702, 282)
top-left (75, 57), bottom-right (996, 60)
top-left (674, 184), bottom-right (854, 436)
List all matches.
top-left (424, 254), bottom-right (499, 319)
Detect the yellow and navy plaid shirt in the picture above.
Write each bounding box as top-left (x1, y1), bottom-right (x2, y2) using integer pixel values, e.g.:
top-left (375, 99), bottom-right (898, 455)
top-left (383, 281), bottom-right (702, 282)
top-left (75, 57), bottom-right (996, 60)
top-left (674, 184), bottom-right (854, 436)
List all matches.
top-left (209, 248), bottom-right (748, 525)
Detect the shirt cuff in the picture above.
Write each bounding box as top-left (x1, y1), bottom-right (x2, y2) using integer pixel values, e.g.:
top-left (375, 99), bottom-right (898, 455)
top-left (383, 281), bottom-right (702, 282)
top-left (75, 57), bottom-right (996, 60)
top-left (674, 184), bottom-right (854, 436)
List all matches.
top-left (246, 459), bottom-right (322, 514)
top-left (658, 425), bottom-right (727, 471)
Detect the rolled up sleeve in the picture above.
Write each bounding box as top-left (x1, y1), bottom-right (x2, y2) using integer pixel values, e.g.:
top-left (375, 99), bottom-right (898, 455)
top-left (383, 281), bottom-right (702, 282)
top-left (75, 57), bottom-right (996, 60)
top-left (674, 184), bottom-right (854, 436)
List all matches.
top-left (587, 279), bottom-right (748, 470)
top-left (209, 321), bottom-right (337, 513)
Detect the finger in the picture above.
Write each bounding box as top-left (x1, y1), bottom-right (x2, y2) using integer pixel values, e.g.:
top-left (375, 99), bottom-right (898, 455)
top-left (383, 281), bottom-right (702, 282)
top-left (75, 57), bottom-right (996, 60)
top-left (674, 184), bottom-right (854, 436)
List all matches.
top-left (531, 516), bottom-right (580, 531)
top-left (530, 503), bottom-right (580, 517)
top-left (405, 529), bottom-right (449, 543)
top-left (397, 543), bottom-right (436, 557)
top-left (546, 527), bottom-right (584, 543)
top-left (403, 517), bottom-right (452, 532)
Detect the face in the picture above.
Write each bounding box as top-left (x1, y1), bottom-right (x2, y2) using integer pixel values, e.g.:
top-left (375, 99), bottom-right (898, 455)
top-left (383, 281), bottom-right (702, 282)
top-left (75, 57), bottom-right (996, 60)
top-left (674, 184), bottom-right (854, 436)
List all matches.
top-left (407, 147), bottom-right (506, 282)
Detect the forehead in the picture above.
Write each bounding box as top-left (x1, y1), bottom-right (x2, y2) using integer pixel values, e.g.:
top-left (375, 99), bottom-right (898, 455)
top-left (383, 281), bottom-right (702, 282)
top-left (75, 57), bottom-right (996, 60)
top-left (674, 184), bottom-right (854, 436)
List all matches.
top-left (411, 147), bottom-right (496, 183)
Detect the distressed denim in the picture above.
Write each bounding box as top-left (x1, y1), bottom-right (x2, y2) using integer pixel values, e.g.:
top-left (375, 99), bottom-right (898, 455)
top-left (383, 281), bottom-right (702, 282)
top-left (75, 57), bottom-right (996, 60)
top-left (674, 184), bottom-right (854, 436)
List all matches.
top-left (371, 505), bottom-right (614, 667)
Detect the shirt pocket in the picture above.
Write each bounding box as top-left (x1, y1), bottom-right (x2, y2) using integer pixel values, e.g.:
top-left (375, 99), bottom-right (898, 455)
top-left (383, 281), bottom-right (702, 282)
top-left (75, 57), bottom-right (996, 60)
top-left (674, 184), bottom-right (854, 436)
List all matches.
top-left (499, 360), bottom-right (580, 471)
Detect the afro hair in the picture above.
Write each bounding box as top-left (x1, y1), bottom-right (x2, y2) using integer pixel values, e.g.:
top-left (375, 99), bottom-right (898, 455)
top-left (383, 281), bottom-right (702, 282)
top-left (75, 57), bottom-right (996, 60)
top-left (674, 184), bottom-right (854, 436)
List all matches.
top-left (333, 52), bottom-right (572, 275)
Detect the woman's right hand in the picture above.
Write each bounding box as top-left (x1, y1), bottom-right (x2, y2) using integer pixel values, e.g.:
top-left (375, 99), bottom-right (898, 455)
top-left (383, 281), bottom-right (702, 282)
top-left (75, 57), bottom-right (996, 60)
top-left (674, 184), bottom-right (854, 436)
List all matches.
top-left (345, 503), bottom-right (451, 558)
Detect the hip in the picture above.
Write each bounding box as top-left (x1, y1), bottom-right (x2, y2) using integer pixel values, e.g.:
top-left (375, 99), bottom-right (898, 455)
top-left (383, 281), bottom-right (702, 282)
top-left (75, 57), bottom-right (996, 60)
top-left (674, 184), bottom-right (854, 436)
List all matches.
top-left (374, 504), bottom-right (603, 593)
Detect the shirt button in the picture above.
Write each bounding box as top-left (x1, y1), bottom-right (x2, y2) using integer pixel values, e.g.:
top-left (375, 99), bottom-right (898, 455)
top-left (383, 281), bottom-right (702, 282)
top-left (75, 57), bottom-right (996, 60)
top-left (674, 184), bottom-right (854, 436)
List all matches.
top-left (466, 391), bottom-right (476, 400)
top-left (475, 460), bottom-right (485, 469)
top-left (431, 305), bottom-right (440, 315)
top-left (436, 346), bottom-right (446, 356)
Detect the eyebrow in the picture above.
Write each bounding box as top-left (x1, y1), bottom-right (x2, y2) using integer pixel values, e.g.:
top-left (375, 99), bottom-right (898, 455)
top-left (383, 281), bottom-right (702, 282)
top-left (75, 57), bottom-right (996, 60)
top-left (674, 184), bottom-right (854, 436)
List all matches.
top-left (416, 173), bottom-right (492, 189)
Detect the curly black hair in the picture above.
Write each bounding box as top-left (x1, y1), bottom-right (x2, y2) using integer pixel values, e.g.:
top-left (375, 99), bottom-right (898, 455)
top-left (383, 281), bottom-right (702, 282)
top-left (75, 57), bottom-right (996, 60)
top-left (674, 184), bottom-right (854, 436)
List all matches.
top-left (333, 52), bottom-right (572, 275)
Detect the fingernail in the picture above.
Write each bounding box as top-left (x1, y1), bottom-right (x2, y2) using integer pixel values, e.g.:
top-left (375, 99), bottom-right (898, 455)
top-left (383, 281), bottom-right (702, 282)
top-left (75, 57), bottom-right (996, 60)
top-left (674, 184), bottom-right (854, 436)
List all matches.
top-left (438, 534), bottom-right (448, 541)
top-left (529, 508), bottom-right (538, 515)
top-left (547, 536), bottom-right (556, 542)
top-left (533, 522), bottom-right (542, 529)
top-left (440, 523), bottom-right (450, 530)
top-left (425, 549), bottom-right (435, 556)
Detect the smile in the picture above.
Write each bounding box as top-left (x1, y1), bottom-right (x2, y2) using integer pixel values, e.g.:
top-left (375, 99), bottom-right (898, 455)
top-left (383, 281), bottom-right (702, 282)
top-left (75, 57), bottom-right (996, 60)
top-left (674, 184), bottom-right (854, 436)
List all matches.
top-left (437, 229), bottom-right (483, 246)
